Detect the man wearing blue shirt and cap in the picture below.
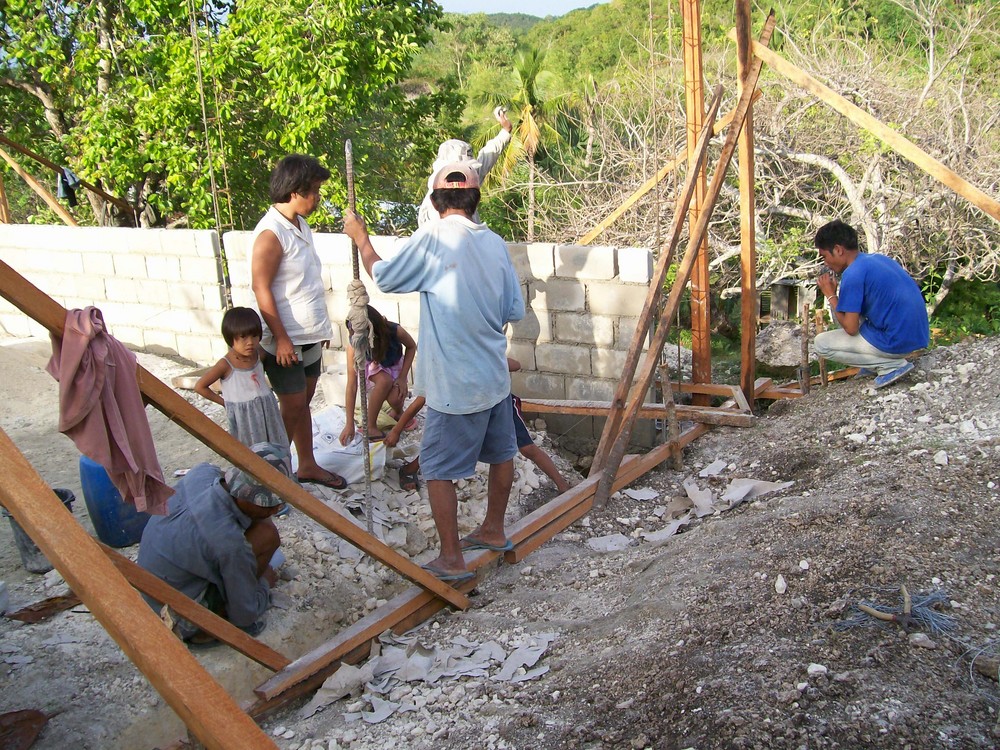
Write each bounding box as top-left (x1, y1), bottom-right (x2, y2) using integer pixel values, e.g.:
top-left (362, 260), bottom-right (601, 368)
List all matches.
top-left (814, 220), bottom-right (929, 389)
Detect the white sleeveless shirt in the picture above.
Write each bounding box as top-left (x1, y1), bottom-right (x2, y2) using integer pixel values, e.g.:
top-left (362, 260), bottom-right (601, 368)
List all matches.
top-left (249, 206), bottom-right (332, 348)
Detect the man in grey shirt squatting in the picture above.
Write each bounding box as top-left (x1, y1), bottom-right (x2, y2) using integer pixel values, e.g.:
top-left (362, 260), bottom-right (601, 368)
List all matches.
top-left (344, 163), bottom-right (525, 583)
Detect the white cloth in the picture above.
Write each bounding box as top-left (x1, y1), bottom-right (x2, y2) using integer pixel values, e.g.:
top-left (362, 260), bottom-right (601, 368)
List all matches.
top-left (249, 206), bottom-right (333, 349)
top-left (417, 129), bottom-right (511, 227)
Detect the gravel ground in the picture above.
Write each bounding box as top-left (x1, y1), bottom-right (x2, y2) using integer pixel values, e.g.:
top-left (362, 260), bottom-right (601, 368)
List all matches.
top-left (1, 335), bottom-right (998, 749)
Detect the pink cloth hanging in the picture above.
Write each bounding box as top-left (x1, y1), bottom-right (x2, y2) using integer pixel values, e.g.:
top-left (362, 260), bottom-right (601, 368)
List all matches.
top-left (47, 307), bottom-right (172, 515)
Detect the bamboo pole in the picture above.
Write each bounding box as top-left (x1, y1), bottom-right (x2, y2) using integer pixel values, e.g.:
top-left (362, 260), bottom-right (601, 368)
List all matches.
top-left (0, 146), bottom-right (78, 226)
top-left (736, 0), bottom-right (758, 410)
top-left (593, 13), bottom-right (777, 506)
top-left (800, 302), bottom-right (811, 395)
top-left (0, 429), bottom-right (277, 750)
top-left (681, 0), bottom-right (712, 405)
top-left (730, 34), bottom-right (1000, 225)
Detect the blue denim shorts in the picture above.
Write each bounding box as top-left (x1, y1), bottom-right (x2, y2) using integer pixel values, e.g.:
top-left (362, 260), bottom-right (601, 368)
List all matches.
top-left (420, 396), bottom-right (517, 481)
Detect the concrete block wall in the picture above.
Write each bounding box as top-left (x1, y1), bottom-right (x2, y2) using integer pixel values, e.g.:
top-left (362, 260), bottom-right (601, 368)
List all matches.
top-left (0, 225), bottom-right (228, 364)
top-left (1, 224), bottom-right (655, 445)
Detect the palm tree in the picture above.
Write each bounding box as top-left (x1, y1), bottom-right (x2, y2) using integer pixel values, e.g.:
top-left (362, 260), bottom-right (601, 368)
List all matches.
top-left (478, 46), bottom-right (566, 241)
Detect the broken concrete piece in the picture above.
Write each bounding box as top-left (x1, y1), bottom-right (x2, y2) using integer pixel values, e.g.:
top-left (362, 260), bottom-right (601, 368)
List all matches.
top-left (586, 534), bottom-right (632, 552)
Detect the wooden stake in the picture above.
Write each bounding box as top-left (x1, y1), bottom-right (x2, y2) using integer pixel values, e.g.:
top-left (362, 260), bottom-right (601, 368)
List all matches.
top-left (814, 308), bottom-right (828, 387)
top-left (736, 0), bottom-right (758, 410)
top-left (0, 171), bottom-right (11, 223)
top-left (0, 258), bottom-right (470, 612)
top-left (593, 13), bottom-right (777, 506)
top-left (0, 429), bottom-right (277, 750)
top-left (681, 0), bottom-right (712, 405)
top-left (0, 146), bottom-right (78, 226)
top-left (800, 302), bottom-right (811, 395)
top-left (731, 35), bottom-right (1000, 225)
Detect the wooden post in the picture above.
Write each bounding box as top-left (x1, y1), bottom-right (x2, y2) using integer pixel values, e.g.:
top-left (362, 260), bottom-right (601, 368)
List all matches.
top-left (0, 146), bottom-right (78, 226)
top-left (0, 259), bottom-right (470, 612)
top-left (593, 13), bottom-right (776, 505)
top-left (814, 308), bottom-right (828, 386)
top-left (736, 0), bottom-right (757, 410)
top-left (799, 302), bottom-right (811, 395)
top-left (0, 172), bottom-right (11, 223)
top-left (731, 35), bottom-right (1000, 225)
top-left (681, 0), bottom-right (712, 406)
top-left (0, 430), bottom-right (277, 750)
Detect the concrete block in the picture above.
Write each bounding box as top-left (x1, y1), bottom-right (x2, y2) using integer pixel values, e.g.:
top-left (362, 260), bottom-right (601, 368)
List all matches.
top-left (509, 310), bottom-right (552, 343)
top-left (507, 244), bottom-right (531, 282)
top-left (143, 329), bottom-right (178, 356)
top-left (73, 274), bottom-right (109, 303)
top-left (397, 297), bottom-right (422, 328)
top-left (618, 247), bottom-right (653, 283)
top-left (221, 231), bottom-right (252, 261)
top-left (104, 277), bottom-right (139, 304)
top-left (315, 233), bottom-right (353, 265)
top-left (179, 256), bottom-right (223, 283)
top-left (506, 341), bottom-right (536, 371)
top-left (112, 325), bottom-right (146, 349)
top-left (526, 243), bottom-right (555, 279)
top-left (553, 313), bottom-right (614, 347)
top-left (587, 282), bottom-right (647, 317)
top-left (0, 312), bottom-right (38, 338)
top-left (113, 253), bottom-right (149, 279)
top-left (535, 344), bottom-right (592, 376)
top-left (556, 245), bottom-right (617, 280)
top-left (169, 283), bottom-right (214, 311)
top-left (202, 284), bottom-right (228, 312)
top-left (591, 348), bottom-right (630, 379)
top-left (528, 279), bottom-right (585, 312)
top-left (538, 413), bottom-right (595, 440)
top-left (183, 230), bottom-right (222, 259)
top-left (566, 376), bottom-right (615, 402)
top-left (511, 371), bottom-right (565, 400)
top-left (80, 251), bottom-right (115, 277)
top-left (319, 366), bottom-right (349, 407)
top-left (617, 317), bottom-right (651, 351)
top-left (175, 334), bottom-right (218, 366)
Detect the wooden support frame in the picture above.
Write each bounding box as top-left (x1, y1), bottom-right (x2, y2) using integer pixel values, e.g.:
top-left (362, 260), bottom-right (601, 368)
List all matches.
top-left (0, 259), bottom-right (470, 611)
top-left (0, 146), bottom-right (78, 227)
top-left (576, 91), bottom-right (761, 246)
top-left (518, 397), bottom-right (752, 427)
top-left (0, 132), bottom-right (136, 217)
top-left (736, 0), bottom-right (758, 409)
top-left (0, 429), bottom-right (278, 749)
top-left (730, 34), bottom-right (1000, 225)
top-left (681, 0), bottom-right (712, 403)
top-left (591, 13), bottom-right (777, 507)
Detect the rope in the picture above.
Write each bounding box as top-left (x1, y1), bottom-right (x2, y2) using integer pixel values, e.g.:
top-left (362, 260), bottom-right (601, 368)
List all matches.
top-left (345, 140), bottom-right (374, 534)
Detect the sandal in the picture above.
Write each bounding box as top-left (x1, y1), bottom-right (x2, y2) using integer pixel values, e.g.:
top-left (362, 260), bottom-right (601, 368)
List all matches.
top-left (399, 466), bottom-right (420, 492)
top-left (295, 471), bottom-right (348, 490)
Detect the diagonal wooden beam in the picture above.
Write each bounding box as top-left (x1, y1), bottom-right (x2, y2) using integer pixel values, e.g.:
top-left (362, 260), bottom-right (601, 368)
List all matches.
top-left (100, 543), bottom-right (291, 672)
top-left (590, 84), bottom-right (724, 473)
top-left (0, 258), bottom-right (469, 611)
top-left (593, 12), bottom-right (777, 506)
top-left (0, 428), bottom-right (278, 750)
top-left (730, 33), bottom-right (1000, 225)
top-left (0, 146), bottom-right (78, 226)
top-left (576, 90), bottom-right (760, 246)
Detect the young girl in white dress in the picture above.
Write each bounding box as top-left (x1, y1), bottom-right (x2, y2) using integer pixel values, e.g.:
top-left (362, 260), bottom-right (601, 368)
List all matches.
top-left (195, 307), bottom-right (289, 450)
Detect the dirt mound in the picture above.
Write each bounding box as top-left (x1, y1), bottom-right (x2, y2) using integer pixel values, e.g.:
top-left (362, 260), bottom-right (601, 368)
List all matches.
top-left (2, 335), bottom-right (998, 749)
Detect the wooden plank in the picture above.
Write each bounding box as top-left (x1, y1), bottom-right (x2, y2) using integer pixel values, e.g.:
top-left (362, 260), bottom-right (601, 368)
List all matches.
top-left (100, 543), bottom-right (291, 672)
top-left (0, 146), bottom-right (78, 226)
top-left (0, 131), bottom-right (135, 215)
top-left (681, 0), bottom-right (712, 404)
top-left (0, 172), bottom-right (11, 223)
top-left (753, 377), bottom-right (773, 395)
top-left (733, 35), bottom-right (1000, 225)
top-left (593, 14), bottom-right (777, 506)
top-left (590, 86), bottom-right (725, 472)
top-left (519, 398), bottom-right (753, 427)
top-left (758, 387), bottom-right (803, 400)
top-left (0, 429), bottom-right (277, 750)
top-left (736, 0), bottom-right (758, 410)
top-left (0, 259), bottom-right (469, 612)
top-left (800, 303), bottom-right (811, 395)
top-left (815, 309), bottom-right (829, 387)
top-left (576, 91), bottom-right (761, 246)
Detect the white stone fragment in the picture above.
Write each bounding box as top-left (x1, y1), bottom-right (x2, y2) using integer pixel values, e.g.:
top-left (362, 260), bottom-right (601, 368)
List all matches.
top-left (933, 450), bottom-right (949, 466)
top-left (774, 574), bottom-right (787, 594)
top-left (807, 663), bottom-right (828, 676)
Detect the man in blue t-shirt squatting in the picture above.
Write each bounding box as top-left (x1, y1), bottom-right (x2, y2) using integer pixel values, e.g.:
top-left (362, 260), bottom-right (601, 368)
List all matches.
top-left (814, 219), bottom-right (930, 389)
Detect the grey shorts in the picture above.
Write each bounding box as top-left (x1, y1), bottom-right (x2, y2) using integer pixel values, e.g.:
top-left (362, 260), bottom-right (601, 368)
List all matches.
top-left (262, 344), bottom-right (322, 395)
top-left (420, 396), bottom-right (517, 481)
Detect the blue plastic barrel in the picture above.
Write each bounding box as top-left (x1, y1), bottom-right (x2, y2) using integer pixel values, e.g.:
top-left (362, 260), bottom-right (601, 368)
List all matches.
top-left (78, 456), bottom-right (152, 547)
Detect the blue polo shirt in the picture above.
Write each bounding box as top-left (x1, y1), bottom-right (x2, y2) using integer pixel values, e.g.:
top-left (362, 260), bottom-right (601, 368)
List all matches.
top-left (837, 253), bottom-right (929, 355)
